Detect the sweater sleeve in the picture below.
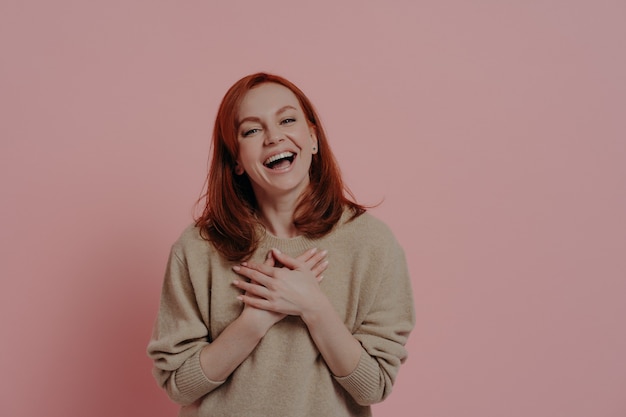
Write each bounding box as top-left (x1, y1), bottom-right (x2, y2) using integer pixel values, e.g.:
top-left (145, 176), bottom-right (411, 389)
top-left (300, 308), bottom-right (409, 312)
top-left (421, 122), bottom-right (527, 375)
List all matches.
top-left (333, 235), bottom-right (415, 405)
top-left (146, 244), bottom-right (225, 405)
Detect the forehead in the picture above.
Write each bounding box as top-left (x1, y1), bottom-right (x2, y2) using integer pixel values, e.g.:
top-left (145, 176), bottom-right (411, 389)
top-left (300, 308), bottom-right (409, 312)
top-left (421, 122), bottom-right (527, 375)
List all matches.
top-left (238, 82), bottom-right (302, 120)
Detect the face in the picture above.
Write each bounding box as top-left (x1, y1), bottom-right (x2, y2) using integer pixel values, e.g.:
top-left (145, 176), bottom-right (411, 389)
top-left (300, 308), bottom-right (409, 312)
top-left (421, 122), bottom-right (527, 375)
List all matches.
top-left (235, 82), bottom-right (318, 202)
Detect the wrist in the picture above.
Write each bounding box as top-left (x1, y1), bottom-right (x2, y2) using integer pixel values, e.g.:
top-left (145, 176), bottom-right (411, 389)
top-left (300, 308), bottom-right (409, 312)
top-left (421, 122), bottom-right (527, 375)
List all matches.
top-left (238, 309), bottom-right (274, 339)
top-left (301, 296), bottom-right (333, 327)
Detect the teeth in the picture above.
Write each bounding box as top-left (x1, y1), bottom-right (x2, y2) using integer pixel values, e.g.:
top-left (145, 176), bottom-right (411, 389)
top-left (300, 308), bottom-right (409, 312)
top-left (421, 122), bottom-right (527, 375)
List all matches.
top-left (264, 151), bottom-right (294, 165)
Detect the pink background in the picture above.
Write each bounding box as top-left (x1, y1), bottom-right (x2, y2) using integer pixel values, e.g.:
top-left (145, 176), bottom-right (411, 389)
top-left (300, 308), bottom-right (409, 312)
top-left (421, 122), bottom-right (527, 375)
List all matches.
top-left (1, 1), bottom-right (625, 416)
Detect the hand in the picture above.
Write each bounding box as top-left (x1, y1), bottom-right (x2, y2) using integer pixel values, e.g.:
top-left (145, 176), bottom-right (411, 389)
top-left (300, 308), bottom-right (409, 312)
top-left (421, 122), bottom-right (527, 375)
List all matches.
top-left (237, 251), bottom-right (286, 330)
top-left (233, 247), bottom-right (329, 317)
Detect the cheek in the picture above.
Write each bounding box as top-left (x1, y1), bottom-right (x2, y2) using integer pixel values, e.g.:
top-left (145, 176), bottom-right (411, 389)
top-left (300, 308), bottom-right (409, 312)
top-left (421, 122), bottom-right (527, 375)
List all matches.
top-left (237, 145), bottom-right (260, 168)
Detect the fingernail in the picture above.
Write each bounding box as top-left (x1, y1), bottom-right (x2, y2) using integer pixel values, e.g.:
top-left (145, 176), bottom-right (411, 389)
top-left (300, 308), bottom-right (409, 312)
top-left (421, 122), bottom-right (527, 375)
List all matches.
top-left (233, 265), bottom-right (240, 271)
top-left (272, 248), bottom-right (281, 254)
top-left (310, 247), bottom-right (318, 254)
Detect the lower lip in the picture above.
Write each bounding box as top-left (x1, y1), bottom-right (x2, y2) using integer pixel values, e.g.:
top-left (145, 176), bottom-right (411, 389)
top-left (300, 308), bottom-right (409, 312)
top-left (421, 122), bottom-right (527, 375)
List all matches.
top-left (265, 155), bottom-right (297, 173)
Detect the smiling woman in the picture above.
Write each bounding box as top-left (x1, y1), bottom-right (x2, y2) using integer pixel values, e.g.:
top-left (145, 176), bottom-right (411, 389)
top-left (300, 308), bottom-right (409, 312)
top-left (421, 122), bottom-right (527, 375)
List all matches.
top-left (146, 73), bottom-right (415, 417)
top-left (234, 83), bottom-right (319, 221)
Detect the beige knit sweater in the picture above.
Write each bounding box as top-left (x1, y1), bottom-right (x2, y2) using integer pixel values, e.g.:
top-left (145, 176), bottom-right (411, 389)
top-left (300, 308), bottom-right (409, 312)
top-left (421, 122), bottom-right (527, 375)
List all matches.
top-left (147, 211), bottom-right (415, 417)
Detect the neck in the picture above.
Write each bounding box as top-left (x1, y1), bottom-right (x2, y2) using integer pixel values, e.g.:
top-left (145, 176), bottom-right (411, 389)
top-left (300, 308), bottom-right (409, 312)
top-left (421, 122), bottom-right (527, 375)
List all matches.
top-left (255, 193), bottom-right (300, 239)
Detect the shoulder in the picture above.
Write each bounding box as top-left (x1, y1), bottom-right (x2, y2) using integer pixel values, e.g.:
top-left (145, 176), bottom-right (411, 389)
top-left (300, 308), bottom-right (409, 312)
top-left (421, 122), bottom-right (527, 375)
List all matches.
top-left (170, 223), bottom-right (216, 261)
top-left (331, 210), bottom-right (403, 258)
top-left (338, 210), bottom-right (398, 243)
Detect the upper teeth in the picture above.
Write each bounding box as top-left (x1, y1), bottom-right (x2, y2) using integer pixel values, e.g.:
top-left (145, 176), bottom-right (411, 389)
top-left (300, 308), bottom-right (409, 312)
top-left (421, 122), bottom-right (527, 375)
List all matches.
top-left (264, 152), bottom-right (294, 165)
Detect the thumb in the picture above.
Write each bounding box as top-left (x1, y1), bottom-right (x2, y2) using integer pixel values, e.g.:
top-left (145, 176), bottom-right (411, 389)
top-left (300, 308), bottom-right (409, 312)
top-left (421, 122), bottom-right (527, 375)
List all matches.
top-left (270, 248), bottom-right (299, 269)
top-left (264, 250), bottom-right (276, 267)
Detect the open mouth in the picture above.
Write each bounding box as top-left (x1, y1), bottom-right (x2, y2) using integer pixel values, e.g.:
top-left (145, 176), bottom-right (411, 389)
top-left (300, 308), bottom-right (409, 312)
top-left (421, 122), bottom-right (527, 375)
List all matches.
top-left (263, 151), bottom-right (296, 170)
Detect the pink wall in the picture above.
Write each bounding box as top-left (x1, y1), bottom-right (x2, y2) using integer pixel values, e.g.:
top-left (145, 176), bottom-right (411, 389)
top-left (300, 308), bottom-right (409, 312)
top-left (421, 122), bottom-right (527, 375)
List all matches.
top-left (1, 1), bottom-right (625, 416)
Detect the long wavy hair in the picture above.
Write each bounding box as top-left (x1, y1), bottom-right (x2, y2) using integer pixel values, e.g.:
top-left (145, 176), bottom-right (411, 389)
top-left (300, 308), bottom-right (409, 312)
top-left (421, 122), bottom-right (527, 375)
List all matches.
top-left (195, 72), bottom-right (365, 261)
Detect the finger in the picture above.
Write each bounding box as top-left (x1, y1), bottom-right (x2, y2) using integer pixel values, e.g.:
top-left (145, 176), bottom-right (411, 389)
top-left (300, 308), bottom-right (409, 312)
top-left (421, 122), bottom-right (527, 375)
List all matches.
top-left (270, 248), bottom-right (302, 270)
top-left (310, 260), bottom-right (329, 278)
top-left (304, 249), bottom-right (328, 271)
top-left (232, 279), bottom-right (271, 299)
top-left (238, 260), bottom-right (275, 276)
top-left (232, 264), bottom-right (272, 286)
top-left (237, 293), bottom-right (274, 310)
top-left (295, 247), bottom-right (319, 263)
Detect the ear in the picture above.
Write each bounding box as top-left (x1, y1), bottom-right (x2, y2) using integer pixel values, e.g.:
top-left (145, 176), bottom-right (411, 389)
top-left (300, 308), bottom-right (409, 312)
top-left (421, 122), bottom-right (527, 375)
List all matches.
top-left (234, 162), bottom-right (244, 175)
top-left (309, 125), bottom-right (319, 154)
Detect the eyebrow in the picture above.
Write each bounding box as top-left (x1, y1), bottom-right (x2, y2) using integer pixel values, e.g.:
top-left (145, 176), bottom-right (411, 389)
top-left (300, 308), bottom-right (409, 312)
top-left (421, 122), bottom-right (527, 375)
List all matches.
top-left (238, 105), bottom-right (298, 125)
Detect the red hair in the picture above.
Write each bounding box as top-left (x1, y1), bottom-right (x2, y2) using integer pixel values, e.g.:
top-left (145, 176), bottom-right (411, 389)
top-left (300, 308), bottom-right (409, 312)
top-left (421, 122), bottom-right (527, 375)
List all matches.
top-left (195, 73), bottom-right (365, 261)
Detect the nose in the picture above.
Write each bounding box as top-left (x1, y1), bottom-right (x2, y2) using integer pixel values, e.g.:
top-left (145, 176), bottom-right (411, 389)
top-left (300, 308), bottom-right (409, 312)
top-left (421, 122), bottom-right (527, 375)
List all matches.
top-left (264, 126), bottom-right (285, 146)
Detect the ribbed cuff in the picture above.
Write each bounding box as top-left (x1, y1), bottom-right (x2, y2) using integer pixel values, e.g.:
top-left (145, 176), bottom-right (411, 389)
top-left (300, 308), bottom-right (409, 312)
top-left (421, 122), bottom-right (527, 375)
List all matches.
top-left (175, 350), bottom-right (225, 403)
top-left (333, 349), bottom-right (382, 405)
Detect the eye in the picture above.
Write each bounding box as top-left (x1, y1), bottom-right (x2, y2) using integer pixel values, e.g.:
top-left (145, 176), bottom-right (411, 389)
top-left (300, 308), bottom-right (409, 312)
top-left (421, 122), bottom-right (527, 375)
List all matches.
top-left (241, 128), bottom-right (260, 137)
top-left (280, 117), bottom-right (296, 125)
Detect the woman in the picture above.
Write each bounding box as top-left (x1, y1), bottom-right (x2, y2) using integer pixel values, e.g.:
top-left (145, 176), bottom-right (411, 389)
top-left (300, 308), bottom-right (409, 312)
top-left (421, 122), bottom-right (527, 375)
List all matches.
top-left (147, 73), bottom-right (415, 416)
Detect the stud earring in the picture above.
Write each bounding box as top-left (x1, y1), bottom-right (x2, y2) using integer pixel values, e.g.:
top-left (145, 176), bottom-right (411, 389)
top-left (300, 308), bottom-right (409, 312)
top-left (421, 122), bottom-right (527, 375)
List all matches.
top-left (312, 146), bottom-right (317, 152)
